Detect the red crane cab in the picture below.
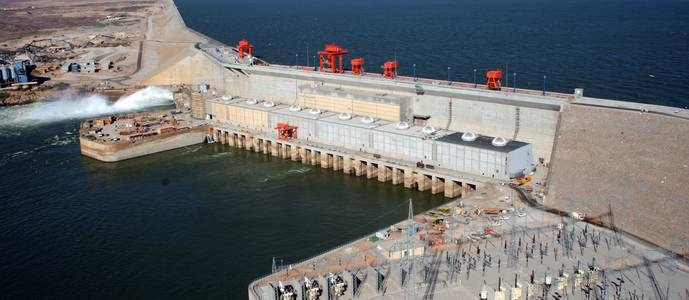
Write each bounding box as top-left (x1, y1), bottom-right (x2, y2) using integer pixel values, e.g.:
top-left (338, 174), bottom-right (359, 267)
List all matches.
top-left (486, 69), bottom-right (502, 90)
top-left (382, 61), bottom-right (398, 79)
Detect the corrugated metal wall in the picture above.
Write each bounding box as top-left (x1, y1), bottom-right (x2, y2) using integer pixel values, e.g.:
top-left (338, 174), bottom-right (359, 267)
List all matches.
top-left (436, 142), bottom-right (509, 180)
top-left (211, 100), bottom-right (532, 180)
top-left (371, 131), bottom-right (433, 162)
top-left (317, 121), bottom-right (372, 151)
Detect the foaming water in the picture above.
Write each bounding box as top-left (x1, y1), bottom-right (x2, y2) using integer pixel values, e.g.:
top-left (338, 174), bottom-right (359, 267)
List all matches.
top-left (0, 86), bottom-right (173, 129)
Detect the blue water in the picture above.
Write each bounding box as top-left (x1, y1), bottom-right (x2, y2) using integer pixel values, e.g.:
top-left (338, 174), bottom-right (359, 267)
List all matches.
top-left (1, 0), bottom-right (688, 299)
top-left (177, 0), bottom-right (689, 108)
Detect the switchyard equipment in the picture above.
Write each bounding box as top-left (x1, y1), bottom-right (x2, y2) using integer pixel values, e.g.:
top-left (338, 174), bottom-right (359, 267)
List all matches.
top-left (486, 69), bottom-right (502, 90)
top-left (382, 60), bottom-right (398, 78)
top-left (318, 44), bottom-right (348, 73)
top-left (350, 57), bottom-right (365, 75)
top-left (236, 39), bottom-right (254, 58)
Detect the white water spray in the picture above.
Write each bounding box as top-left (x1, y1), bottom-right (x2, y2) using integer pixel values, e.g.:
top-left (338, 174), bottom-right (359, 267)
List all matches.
top-left (0, 86), bottom-right (174, 128)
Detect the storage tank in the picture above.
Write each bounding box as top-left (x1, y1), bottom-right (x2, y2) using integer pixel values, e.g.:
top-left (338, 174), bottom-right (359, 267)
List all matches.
top-left (0, 66), bottom-right (8, 82)
top-left (9, 65), bottom-right (17, 80)
top-left (14, 60), bottom-right (28, 83)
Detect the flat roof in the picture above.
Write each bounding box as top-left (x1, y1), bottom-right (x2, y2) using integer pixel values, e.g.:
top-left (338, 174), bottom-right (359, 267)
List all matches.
top-left (207, 97), bottom-right (286, 112)
top-left (271, 106), bottom-right (335, 120)
top-left (299, 84), bottom-right (408, 105)
top-left (436, 132), bottom-right (529, 153)
top-left (376, 122), bottom-right (452, 139)
top-left (319, 113), bottom-right (390, 129)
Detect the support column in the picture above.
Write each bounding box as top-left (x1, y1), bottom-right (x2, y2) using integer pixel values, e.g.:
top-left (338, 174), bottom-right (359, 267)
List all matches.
top-left (392, 168), bottom-right (403, 185)
top-left (354, 160), bottom-right (364, 177)
top-left (403, 170), bottom-right (415, 188)
top-left (343, 156), bottom-right (353, 174)
top-left (431, 176), bottom-right (445, 195)
top-left (378, 166), bottom-right (392, 182)
top-left (219, 131), bottom-right (226, 144)
top-left (416, 173), bottom-right (431, 192)
top-left (253, 138), bottom-right (260, 153)
top-left (366, 163), bottom-right (378, 179)
top-left (229, 133), bottom-right (236, 147)
top-left (290, 145), bottom-right (299, 161)
top-left (311, 151), bottom-right (320, 166)
top-left (444, 180), bottom-right (461, 198)
top-left (212, 129), bottom-right (219, 142)
top-left (270, 141), bottom-right (279, 157)
top-left (333, 155), bottom-right (343, 171)
top-left (244, 136), bottom-right (253, 151)
top-left (321, 153), bottom-right (333, 169)
top-left (239, 135), bottom-right (246, 149)
top-left (263, 140), bottom-right (270, 154)
top-left (299, 148), bottom-right (307, 164)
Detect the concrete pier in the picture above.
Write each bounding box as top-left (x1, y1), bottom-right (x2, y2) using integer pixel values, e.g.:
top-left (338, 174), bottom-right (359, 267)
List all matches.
top-left (212, 126), bottom-right (479, 198)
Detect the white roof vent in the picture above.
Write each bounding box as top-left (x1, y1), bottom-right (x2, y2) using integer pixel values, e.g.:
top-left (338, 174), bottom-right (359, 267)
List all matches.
top-left (492, 137), bottom-right (509, 147)
top-left (308, 108), bottom-right (321, 115)
top-left (263, 101), bottom-right (275, 108)
top-left (396, 122), bottom-right (410, 130)
top-left (461, 132), bottom-right (478, 142)
top-left (361, 116), bottom-right (375, 124)
top-left (245, 99), bottom-right (258, 105)
top-left (338, 112), bottom-right (352, 120)
top-left (288, 105), bottom-right (302, 112)
top-left (422, 125), bottom-right (437, 135)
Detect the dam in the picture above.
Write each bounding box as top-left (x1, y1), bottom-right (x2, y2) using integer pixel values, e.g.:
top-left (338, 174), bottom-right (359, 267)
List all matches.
top-left (81, 22), bottom-right (689, 299)
top-left (136, 37), bottom-right (689, 254)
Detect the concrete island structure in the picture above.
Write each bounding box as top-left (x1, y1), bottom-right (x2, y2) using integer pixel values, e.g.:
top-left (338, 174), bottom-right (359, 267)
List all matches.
top-left (78, 1), bottom-right (689, 298)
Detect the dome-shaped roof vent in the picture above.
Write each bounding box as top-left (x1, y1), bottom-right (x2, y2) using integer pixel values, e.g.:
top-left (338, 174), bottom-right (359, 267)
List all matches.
top-left (396, 122), bottom-right (410, 130)
top-left (361, 116), bottom-right (375, 124)
top-left (422, 125), bottom-right (437, 135)
top-left (288, 105), bottom-right (302, 112)
top-left (308, 108), bottom-right (321, 115)
top-left (492, 137), bottom-right (509, 147)
top-left (262, 101), bottom-right (275, 108)
top-left (221, 95), bottom-right (231, 100)
top-left (461, 132), bottom-right (478, 142)
top-left (246, 98), bottom-right (258, 105)
top-left (338, 112), bottom-right (352, 120)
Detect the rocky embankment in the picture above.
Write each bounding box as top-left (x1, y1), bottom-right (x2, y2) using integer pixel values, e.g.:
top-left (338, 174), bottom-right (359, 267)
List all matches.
top-left (0, 90), bottom-right (53, 106)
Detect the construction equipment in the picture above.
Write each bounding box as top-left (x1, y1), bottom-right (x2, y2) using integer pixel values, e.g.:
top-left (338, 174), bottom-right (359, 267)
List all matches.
top-left (511, 174), bottom-right (532, 185)
top-left (486, 69), bottom-right (502, 90)
top-left (236, 39), bottom-right (254, 58)
top-left (382, 60), bottom-right (398, 78)
top-left (351, 57), bottom-right (365, 75)
top-left (276, 123), bottom-right (298, 140)
top-left (318, 44), bottom-right (348, 73)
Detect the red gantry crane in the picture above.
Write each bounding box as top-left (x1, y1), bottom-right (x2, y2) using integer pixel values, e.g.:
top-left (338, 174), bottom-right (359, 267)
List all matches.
top-left (237, 39), bottom-right (254, 59)
top-left (275, 123), bottom-right (298, 140)
top-left (350, 58), bottom-right (365, 75)
top-left (318, 44), bottom-right (348, 73)
top-left (486, 69), bottom-right (502, 90)
top-left (382, 60), bottom-right (398, 79)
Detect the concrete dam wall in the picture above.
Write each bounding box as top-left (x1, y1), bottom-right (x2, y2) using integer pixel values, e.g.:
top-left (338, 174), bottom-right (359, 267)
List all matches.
top-left (145, 51), bottom-right (561, 163)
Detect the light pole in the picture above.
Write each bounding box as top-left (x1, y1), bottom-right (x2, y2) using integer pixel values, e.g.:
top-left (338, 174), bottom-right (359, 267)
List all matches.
top-left (413, 64), bottom-right (417, 81)
top-left (295, 54), bottom-right (299, 67)
top-left (447, 66), bottom-right (452, 85)
top-left (513, 73), bottom-right (517, 92)
top-left (543, 75), bottom-right (547, 96)
top-left (312, 55), bottom-right (317, 71)
top-left (473, 69), bottom-right (477, 88)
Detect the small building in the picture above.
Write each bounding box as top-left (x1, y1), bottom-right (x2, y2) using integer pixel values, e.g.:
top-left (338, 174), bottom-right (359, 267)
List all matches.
top-left (435, 132), bottom-right (533, 179)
